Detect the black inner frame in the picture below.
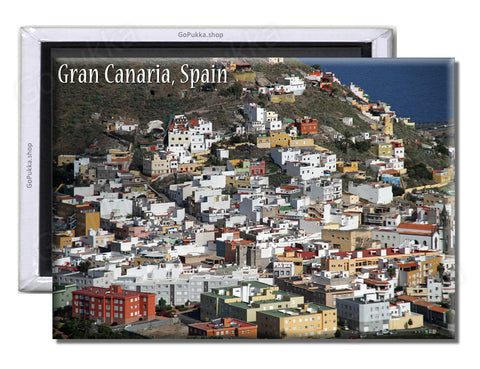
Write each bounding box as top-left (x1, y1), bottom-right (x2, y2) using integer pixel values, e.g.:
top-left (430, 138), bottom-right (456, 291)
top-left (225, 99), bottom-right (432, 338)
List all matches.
top-left (39, 41), bottom-right (372, 277)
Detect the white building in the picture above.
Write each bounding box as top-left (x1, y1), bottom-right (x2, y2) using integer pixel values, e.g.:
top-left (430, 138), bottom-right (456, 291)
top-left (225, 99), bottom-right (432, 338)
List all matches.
top-left (93, 198), bottom-right (133, 219)
top-left (372, 228), bottom-right (400, 248)
top-left (336, 297), bottom-right (390, 332)
top-left (193, 172), bottom-right (227, 189)
top-left (350, 83), bottom-right (369, 102)
top-left (285, 161), bottom-right (328, 180)
top-left (266, 120), bottom-right (282, 131)
top-left (190, 133), bottom-right (206, 153)
top-left (243, 103), bottom-right (266, 123)
top-left (274, 75), bottom-right (306, 95)
top-left (246, 121), bottom-right (266, 133)
top-left (116, 269), bottom-right (259, 306)
top-left (301, 178), bottom-right (342, 202)
top-left (271, 147), bottom-right (302, 169)
top-left (347, 182), bottom-right (393, 205)
top-left (396, 223), bottom-right (441, 251)
top-left (74, 157), bottom-right (90, 177)
top-left (427, 277), bottom-right (443, 302)
top-left (189, 117), bottom-right (213, 136)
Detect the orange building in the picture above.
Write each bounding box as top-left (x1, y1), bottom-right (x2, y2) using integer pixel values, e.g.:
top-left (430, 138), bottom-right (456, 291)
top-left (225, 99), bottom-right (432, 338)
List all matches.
top-left (397, 255), bottom-right (442, 287)
top-left (188, 317), bottom-right (257, 338)
top-left (72, 285), bottom-right (156, 325)
top-left (295, 116), bottom-right (318, 134)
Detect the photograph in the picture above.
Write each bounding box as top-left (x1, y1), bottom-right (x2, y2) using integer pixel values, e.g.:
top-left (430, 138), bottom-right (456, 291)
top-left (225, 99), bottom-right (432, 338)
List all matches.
top-left (50, 56), bottom-right (456, 341)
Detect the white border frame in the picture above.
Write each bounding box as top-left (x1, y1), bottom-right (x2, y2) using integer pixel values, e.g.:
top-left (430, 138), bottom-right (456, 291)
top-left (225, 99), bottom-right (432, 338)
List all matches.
top-left (18, 27), bottom-right (394, 292)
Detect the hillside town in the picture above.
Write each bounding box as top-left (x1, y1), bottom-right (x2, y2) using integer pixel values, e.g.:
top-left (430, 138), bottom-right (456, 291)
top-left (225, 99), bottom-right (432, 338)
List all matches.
top-left (52, 59), bottom-right (455, 340)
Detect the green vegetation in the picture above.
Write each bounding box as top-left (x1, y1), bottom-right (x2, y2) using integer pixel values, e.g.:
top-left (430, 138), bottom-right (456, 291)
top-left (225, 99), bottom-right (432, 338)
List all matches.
top-left (54, 318), bottom-right (141, 339)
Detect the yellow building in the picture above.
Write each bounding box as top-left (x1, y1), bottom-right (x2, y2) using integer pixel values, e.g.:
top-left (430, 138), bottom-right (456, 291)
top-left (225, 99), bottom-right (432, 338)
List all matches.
top-left (337, 161), bottom-right (359, 173)
top-left (389, 312), bottom-right (424, 331)
top-left (270, 132), bottom-right (291, 147)
top-left (432, 167), bottom-right (455, 185)
top-left (383, 116), bottom-right (393, 135)
top-left (256, 132), bottom-right (290, 148)
top-left (108, 149), bottom-right (131, 160)
top-left (256, 303), bottom-right (337, 339)
top-left (52, 230), bottom-right (75, 249)
top-left (57, 155), bottom-right (76, 166)
top-left (257, 132), bottom-right (314, 149)
top-left (226, 175), bottom-right (251, 188)
top-left (289, 137), bottom-right (315, 148)
top-left (342, 193), bottom-right (360, 204)
top-left (76, 207), bottom-right (101, 236)
top-left (321, 229), bottom-right (371, 253)
top-left (375, 142), bottom-right (393, 158)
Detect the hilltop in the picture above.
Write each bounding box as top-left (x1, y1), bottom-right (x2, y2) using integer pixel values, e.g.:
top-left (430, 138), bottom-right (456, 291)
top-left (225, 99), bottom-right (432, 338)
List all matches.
top-left (52, 57), bottom-right (453, 185)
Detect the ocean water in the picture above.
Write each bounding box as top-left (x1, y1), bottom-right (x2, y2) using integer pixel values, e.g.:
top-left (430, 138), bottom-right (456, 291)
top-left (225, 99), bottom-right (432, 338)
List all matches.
top-left (299, 58), bottom-right (455, 124)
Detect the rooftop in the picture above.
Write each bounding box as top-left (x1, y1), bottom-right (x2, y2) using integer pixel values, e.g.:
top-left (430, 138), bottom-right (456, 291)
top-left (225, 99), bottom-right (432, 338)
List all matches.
top-left (258, 303), bottom-right (333, 318)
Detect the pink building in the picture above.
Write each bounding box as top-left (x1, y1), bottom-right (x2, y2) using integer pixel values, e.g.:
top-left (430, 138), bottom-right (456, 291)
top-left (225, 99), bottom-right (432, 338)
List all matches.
top-left (249, 160), bottom-right (266, 176)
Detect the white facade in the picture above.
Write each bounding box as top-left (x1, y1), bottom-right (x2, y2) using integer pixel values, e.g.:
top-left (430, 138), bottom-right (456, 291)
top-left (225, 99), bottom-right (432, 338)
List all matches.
top-left (285, 161), bottom-right (327, 180)
top-left (243, 103), bottom-right (266, 123)
top-left (94, 198), bottom-right (133, 219)
top-left (427, 277), bottom-right (443, 302)
top-left (74, 157), bottom-right (90, 176)
top-left (393, 146), bottom-right (405, 159)
top-left (274, 76), bottom-right (306, 95)
top-left (302, 178), bottom-right (342, 202)
top-left (271, 147), bottom-right (302, 169)
top-left (239, 196), bottom-right (266, 222)
top-left (189, 118), bottom-right (213, 136)
top-left (348, 182), bottom-right (393, 205)
top-left (190, 133), bottom-right (206, 153)
top-left (266, 120), bottom-right (282, 131)
top-left (116, 272), bottom-right (259, 306)
top-left (372, 229), bottom-right (400, 248)
top-left (350, 83), bottom-right (369, 102)
top-left (193, 173), bottom-right (227, 189)
top-left (247, 121), bottom-right (266, 133)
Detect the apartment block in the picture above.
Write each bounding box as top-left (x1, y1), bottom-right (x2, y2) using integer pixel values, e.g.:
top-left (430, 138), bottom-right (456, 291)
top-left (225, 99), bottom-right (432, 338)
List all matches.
top-left (336, 297), bottom-right (390, 332)
top-left (71, 285), bottom-right (156, 325)
top-left (256, 303), bottom-right (337, 338)
top-left (200, 281), bottom-right (304, 323)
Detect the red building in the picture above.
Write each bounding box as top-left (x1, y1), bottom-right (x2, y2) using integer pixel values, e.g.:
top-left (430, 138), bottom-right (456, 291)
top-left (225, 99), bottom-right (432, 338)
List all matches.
top-left (188, 317), bottom-right (257, 338)
top-left (72, 285), bottom-right (156, 325)
top-left (249, 159), bottom-right (266, 176)
top-left (295, 116), bottom-right (318, 134)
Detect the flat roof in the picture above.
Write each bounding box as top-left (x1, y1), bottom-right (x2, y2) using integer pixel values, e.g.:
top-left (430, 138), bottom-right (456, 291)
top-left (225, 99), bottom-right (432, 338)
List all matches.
top-left (257, 303), bottom-right (333, 318)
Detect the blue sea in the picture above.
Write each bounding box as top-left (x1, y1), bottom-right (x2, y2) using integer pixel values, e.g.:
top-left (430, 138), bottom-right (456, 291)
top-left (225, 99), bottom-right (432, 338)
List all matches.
top-left (299, 58), bottom-right (455, 124)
